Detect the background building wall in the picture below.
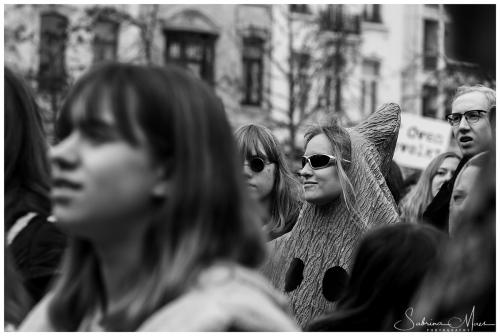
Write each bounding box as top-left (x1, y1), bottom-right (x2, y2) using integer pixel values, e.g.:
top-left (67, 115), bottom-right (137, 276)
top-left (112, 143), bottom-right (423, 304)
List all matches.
top-left (4, 4), bottom-right (495, 167)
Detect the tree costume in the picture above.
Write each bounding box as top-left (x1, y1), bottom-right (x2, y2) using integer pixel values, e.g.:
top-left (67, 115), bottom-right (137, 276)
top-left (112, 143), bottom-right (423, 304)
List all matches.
top-left (263, 103), bottom-right (401, 327)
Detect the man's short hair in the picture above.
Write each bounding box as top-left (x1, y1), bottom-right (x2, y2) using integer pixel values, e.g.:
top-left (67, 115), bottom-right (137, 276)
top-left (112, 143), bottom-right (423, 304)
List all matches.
top-left (452, 85), bottom-right (496, 110)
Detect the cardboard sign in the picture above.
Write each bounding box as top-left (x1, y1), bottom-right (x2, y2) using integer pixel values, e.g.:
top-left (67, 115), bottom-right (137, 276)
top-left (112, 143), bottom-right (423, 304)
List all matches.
top-left (394, 113), bottom-right (452, 170)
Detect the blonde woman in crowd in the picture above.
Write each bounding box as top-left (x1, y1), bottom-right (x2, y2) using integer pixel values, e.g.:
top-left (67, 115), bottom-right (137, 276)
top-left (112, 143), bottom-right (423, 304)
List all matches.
top-left (399, 152), bottom-right (460, 223)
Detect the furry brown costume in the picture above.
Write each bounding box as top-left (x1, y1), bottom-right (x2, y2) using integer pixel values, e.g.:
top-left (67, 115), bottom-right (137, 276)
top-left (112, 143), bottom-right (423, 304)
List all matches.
top-left (264, 103), bottom-right (401, 326)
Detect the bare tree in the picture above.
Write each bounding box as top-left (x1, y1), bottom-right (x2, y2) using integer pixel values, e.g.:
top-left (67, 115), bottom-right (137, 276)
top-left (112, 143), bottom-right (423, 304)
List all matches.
top-left (265, 4), bottom-right (362, 155)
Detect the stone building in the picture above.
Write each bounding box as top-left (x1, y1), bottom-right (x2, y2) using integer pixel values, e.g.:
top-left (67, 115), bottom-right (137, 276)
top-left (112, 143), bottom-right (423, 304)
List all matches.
top-left (268, 4), bottom-right (494, 151)
top-left (4, 4), bottom-right (494, 152)
top-left (5, 4), bottom-right (274, 139)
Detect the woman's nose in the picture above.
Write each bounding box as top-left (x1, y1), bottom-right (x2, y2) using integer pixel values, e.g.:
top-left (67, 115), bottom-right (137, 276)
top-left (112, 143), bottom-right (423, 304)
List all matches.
top-left (50, 134), bottom-right (80, 170)
top-left (299, 163), bottom-right (313, 178)
top-left (242, 163), bottom-right (253, 178)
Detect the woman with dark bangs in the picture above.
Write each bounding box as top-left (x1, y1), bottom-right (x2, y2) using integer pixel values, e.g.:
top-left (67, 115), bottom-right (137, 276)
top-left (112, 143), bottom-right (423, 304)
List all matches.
top-left (235, 124), bottom-right (302, 240)
top-left (19, 63), bottom-right (298, 331)
top-left (4, 67), bottom-right (66, 313)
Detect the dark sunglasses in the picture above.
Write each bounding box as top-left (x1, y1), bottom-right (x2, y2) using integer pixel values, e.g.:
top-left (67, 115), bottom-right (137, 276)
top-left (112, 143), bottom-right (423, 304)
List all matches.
top-left (446, 110), bottom-right (487, 126)
top-left (301, 154), bottom-right (350, 170)
top-left (244, 157), bottom-right (272, 173)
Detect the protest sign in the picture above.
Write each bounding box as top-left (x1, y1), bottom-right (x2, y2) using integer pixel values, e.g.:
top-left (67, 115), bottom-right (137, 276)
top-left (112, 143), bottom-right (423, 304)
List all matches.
top-left (394, 113), bottom-right (452, 169)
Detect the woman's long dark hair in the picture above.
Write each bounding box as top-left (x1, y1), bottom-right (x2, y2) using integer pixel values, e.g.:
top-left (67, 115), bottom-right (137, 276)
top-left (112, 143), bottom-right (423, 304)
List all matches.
top-left (48, 63), bottom-right (267, 331)
top-left (306, 223), bottom-right (445, 331)
top-left (4, 67), bottom-right (51, 229)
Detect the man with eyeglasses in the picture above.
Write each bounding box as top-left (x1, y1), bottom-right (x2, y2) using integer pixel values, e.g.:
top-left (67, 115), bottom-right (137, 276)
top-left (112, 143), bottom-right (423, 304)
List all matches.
top-left (423, 85), bottom-right (495, 232)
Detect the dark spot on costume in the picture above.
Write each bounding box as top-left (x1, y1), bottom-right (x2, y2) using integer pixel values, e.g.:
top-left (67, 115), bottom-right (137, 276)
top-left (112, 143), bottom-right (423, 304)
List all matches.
top-left (284, 258), bottom-right (304, 292)
top-left (322, 266), bottom-right (348, 302)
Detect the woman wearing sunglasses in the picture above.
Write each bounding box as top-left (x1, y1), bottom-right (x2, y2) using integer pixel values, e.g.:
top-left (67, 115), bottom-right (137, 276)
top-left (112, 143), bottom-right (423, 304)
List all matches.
top-left (264, 103), bottom-right (401, 327)
top-left (235, 124), bottom-right (302, 241)
top-left (19, 63), bottom-right (298, 331)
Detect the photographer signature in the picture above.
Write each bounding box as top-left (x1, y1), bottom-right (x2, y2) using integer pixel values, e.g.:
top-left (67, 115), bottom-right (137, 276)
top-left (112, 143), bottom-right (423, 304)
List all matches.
top-left (394, 306), bottom-right (495, 331)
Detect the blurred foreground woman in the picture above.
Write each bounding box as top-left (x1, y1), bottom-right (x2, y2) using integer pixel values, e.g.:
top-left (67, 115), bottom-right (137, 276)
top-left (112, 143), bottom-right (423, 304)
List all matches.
top-left (19, 63), bottom-right (298, 331)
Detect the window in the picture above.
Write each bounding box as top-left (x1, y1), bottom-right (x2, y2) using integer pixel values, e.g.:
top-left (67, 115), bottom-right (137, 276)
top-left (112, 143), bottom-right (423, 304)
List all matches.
top-left (38, 12), bottom-right (68, 92)
top-left (362, 4), bottom-right (382, 23)
top-left (423, 19), bottom-right (439, 70)
top-left (319, 5), bottom-right (361, 34)
top-left (242, 36), bottom-right (264, 106)
top-left (361, 59), bottom-right (380, 116)
top-left (93, 18), bottom-right (119, 63)
top-left (289, 4), bottom-right (311, 14)
top-left (164, 30), bottom-right (217, 85)
top-left (422, 84), bottom-right (438, 118)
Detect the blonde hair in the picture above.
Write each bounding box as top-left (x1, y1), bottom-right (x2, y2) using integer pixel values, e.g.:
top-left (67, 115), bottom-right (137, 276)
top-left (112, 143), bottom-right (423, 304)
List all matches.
top-left (304, 123), bottom-right (357, 216)
top-left (399, 152), bottom-right (460, 223)
top-left (452, 85), bottom-right (496, 110)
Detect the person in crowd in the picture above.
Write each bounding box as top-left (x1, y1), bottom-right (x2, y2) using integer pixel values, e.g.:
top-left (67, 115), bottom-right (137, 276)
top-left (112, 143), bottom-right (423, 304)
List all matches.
top-left (488, 104), bottom-right (495, 139)
top-left (19, 63), bottom-right (299, 332)
top-left (449, 152), bottom-right (489, 236)
top-left (399, 152), bottom-right (460, 223)
top-left (305, 223), bottom-right (446, 331)
top-left (412, 147), bottom-right (495, 331)
top-left (264, 103), bottom-right (400, 326)
top-left (423, 85), bottom-right (494, 231)
top-left (4, 67), bottom-right (66, 304)
top-left (385, 160), bottom-right (405, 205)
top-left (234, 124), bottom-right (302, 240)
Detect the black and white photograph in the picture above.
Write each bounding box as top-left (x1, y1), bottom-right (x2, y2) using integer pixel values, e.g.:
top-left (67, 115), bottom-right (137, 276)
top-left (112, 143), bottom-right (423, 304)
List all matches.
top-left (4, 3), bottom-right (496, 332)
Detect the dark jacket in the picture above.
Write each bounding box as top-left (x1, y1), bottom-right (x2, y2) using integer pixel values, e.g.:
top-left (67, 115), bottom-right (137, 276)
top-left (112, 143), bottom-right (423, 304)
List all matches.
top-left (9, 215), bottom-right (66, 303)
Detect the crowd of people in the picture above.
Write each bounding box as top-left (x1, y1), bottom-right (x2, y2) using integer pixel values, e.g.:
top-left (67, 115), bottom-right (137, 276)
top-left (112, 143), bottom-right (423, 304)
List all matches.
top-left (5, 62), bottom-right (496, 331)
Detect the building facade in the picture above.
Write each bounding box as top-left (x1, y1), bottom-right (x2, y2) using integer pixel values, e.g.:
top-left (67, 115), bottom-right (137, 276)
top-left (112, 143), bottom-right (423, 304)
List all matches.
top-left (5, 4), bottom-right (493, 154)
top-left (5, 4), bottom-right (274, 140)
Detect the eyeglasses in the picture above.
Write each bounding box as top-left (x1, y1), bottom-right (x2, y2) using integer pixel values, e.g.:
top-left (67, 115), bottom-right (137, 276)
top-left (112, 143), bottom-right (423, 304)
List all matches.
top-left (244, 157), bottom-right (272, 173)
top-left (446, 110), bottom-right (487, 126)
top-left (301, 154), bottom-right (350, 170)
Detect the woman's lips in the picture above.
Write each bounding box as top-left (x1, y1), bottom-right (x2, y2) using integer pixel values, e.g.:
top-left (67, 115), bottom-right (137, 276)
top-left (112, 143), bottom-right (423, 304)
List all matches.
top-left (51, 178), bottom-right (83, 203)
top-left (303, 181), bottom-right (317, 189)
top-left (52, 178), bottom-right (83, 190)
